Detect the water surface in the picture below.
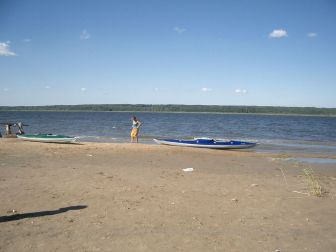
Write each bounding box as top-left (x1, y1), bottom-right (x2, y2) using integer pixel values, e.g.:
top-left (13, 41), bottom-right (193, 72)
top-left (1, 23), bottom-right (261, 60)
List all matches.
top-left (1, 111), bottom-right (336, 155)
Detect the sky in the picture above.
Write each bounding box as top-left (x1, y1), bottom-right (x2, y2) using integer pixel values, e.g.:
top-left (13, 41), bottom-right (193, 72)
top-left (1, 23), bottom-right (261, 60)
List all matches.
top-left (0, 0), bottom-right (336, 107)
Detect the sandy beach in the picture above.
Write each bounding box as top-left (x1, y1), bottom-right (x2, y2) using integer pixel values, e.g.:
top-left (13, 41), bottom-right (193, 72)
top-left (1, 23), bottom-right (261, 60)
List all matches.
top-left (0, 139), bottom-right (335, 252)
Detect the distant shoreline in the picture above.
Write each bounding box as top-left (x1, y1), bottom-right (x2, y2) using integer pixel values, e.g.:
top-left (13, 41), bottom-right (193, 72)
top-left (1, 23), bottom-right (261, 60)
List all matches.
top-left (1, 109), bottom-right (336, 117)
top-left (1, 104), bottom-right (336, 116)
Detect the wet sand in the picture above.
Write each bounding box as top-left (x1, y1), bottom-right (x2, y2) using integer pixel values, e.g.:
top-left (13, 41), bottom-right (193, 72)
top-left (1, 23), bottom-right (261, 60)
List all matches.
top-left (0, 139), bottom-right (336, 251)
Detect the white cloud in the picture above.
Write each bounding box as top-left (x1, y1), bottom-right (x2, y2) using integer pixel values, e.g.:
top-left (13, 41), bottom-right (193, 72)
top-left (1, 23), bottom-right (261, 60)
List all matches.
top-left (269, 29), bottom-right (288, 38)
top-left (81, 87), bottom-right (87, 92)
top-left (154, 87), bottom-right (159, 92)
top-left (0, 41), bottom-right (16, 56)
top-left (201, 87), bottom-right (212, 92)
top-left (23, 38), bottom-right (32, 43)
top-left (307, 32), bottom-right (317, 38)
top-left (80, 29), bottom-right (91, 40)
top-left (3, 88), bottom-right (9, 92)
top-left (44, 85), bottom-right (51, 89)
top-left (235, 89), bottom-right (247, 93)
top-left (173, 26), bottom-right (186, 34)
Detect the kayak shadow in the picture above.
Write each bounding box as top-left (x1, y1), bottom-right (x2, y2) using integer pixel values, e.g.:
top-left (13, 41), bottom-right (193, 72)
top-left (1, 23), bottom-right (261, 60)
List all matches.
top-left (47, 142), bottom-right (85, 145)
top-left (0, 205), bottom-right (87, 223)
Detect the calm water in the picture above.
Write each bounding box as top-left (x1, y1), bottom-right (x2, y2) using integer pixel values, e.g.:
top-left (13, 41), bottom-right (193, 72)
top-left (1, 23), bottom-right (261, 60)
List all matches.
top-left (1, 111), bottom-right (336, 155)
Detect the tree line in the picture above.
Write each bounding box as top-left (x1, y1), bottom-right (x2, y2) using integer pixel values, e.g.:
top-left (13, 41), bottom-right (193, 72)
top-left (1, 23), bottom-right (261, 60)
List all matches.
top-left (0, 104), bottom-right (335, 115)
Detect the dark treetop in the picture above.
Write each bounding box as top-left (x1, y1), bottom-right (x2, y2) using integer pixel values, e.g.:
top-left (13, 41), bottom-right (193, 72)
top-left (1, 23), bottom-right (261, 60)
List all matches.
top-left (0, 104), bottom-right (335, 116)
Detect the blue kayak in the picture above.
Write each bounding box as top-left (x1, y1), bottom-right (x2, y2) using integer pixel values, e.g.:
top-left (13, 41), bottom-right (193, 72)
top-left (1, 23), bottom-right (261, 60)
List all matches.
top-left (153, 138), bottom-right (257, 149)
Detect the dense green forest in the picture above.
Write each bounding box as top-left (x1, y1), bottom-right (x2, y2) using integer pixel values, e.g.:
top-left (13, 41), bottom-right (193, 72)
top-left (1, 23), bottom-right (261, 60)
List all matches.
top-left (0, 104), bottom-right (335, 115)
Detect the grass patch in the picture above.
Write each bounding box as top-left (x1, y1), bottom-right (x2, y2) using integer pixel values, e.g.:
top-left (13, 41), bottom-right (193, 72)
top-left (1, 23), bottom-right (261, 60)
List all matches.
top-left (303, 168), bottom-right (324, 197)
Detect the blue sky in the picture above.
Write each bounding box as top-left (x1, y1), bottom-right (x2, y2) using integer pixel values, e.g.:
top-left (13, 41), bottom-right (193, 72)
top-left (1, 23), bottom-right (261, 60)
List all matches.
top-left (0, 0), bottom-right (335, 107)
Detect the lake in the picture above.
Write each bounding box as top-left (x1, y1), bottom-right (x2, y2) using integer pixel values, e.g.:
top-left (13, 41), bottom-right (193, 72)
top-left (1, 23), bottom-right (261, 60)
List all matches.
top-left (1, 111), bottom-right (336, 155)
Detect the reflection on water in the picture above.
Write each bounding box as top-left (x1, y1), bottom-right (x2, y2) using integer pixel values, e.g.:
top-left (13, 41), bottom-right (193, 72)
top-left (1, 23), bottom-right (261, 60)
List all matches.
top-left (1, 111), bottom-right (336, 155)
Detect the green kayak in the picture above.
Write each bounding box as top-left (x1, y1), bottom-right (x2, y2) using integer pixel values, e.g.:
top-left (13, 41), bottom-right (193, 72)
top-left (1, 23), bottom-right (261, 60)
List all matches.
top-left (17, 134), bottom-right (78, 143)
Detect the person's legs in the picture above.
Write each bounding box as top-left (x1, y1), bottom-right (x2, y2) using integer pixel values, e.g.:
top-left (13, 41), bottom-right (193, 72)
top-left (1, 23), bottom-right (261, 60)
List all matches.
top-left (135, 128), bottom-right (139, 143)
top-left (131, 128), bottom-right (138, 143)
top-left (130, 130), bottom-right (134, 142)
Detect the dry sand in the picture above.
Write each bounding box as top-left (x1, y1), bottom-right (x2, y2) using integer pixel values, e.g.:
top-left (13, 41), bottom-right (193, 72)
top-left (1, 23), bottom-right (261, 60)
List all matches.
top-left (0, 139), bottom-right (336, 251)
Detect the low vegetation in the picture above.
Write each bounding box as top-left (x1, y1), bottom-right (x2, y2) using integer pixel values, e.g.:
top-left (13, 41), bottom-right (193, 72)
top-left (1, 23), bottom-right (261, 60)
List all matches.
top-left (303, 168), bottom-right (324, 197)
top-left (1, 104), bottom-right (336, 115)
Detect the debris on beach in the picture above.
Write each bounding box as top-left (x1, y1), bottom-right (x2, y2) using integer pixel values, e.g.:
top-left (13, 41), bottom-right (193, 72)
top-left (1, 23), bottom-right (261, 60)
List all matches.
top-left (292, 190), bottom-right (309, 195)
top-left (87, 154), bottom-right (93, 157)
top-left (250, 183), bottom-right (258, 187)
top-left (182, 168), bottom-right (194, 172)
top-left (231, 198), bottom-right (238, 203)
top-left (7, 209), bottom-right (17, 214)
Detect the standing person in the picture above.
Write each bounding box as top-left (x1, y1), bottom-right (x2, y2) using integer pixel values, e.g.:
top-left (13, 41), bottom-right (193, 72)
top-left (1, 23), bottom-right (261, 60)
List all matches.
top-left (130, 116), bottom-right (142, 143)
